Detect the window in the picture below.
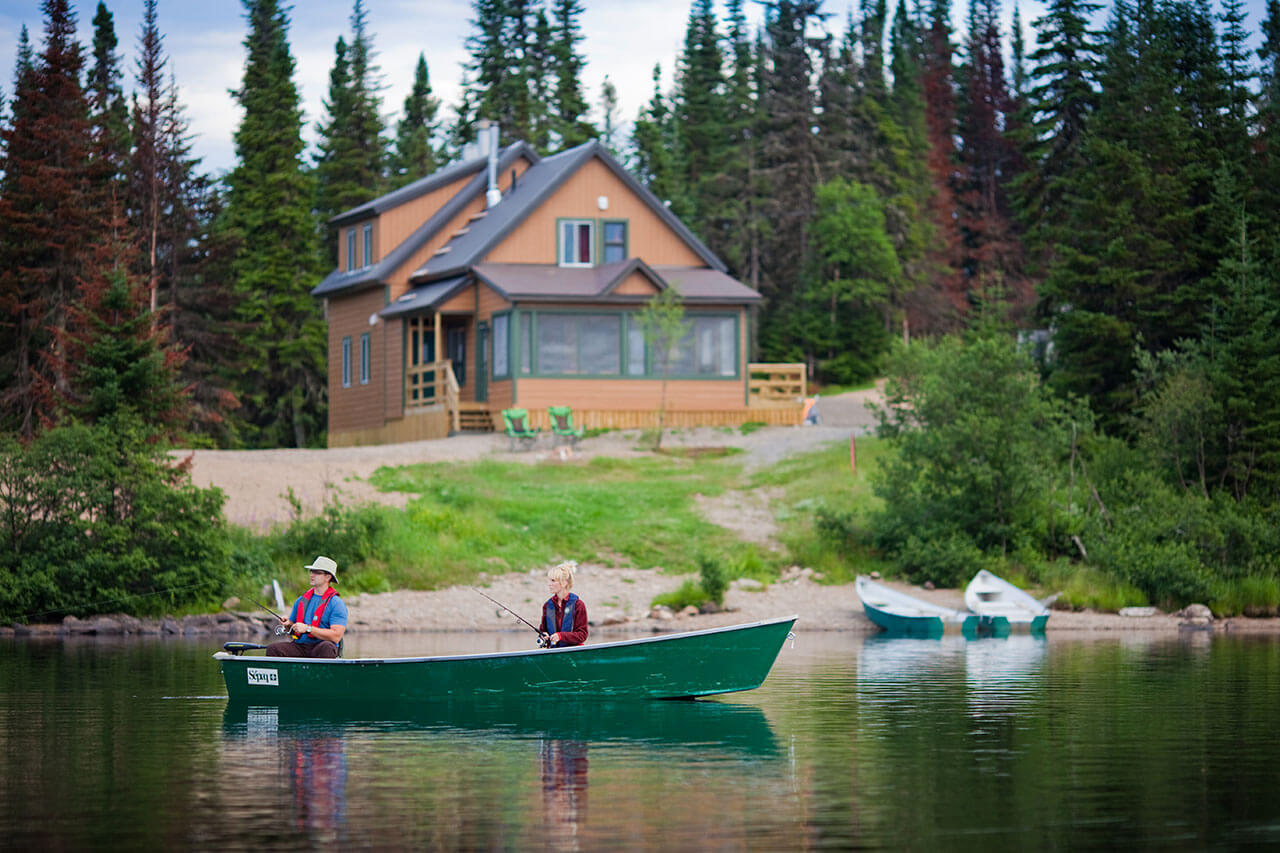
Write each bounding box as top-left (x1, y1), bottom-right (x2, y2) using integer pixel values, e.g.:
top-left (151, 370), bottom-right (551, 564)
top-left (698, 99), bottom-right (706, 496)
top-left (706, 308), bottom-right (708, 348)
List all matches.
top-left (346, 229), bottom-right (356, 271)
top-left (341, 336), bottom-right (352, 387)
top-left (359, 333), bottom-right (371, 384)
top-left (362, 223), bottom-right (373, 267)
top-left (519, 313), bottom-right (532, 374)
top-left (559, 220), bottom-right (594, 266)
top-left (602, 221), bottom-right (628, 263)
top-left (626, 315), bottom-right (646, 375)
top-left (536, 314), bottom-right (620, 375)
top-left (666, 316), bottom-right (737, 376)
top-left (492, 313), bottom-right (510, 378)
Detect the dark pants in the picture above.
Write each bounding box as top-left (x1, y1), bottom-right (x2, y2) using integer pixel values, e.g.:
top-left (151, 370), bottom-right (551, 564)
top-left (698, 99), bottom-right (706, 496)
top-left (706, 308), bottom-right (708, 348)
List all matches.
top-left (266, 639), bottom-right (339, 658)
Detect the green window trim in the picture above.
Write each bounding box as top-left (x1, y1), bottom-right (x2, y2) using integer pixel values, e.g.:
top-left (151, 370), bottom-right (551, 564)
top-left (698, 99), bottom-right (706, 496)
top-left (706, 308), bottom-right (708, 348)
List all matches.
top-left (514, 308), bottom-right (741, 380)
top-left (492, 310), bottom-right (512, 380)
top-left (601, 219), bottom-right (629, 264)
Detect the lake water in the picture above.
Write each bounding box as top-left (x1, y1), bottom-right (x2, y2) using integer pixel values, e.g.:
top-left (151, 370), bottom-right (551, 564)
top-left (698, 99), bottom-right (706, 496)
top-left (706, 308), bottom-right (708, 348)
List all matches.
top-left (3, 630), bottom-right (1279, 849)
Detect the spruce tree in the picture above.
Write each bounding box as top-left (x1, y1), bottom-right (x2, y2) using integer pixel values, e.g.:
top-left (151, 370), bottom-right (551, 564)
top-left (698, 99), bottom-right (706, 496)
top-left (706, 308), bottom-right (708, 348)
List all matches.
top-left (87, 1), bottom-right (130, 202)
top-left (130, 0), bottom-right (166, 315)
top-left (455, 0), bottom-right (547, 149)
top-left (631, 63), bottom-right (691, 219)
top-left (673, 0), bottom-right (729, 240)
top-left (314, 0), bottom-right (387, 256)
top-left (598, 74), bottom-right (622, 157)
top-left (390, 53), bottom-right (440, 186)
top-left (223, 0), bottom-right (325, 447)
top-left (0, 0), bottom-right (95, 437)
top-left (550, 0), bottom-right (593, 148)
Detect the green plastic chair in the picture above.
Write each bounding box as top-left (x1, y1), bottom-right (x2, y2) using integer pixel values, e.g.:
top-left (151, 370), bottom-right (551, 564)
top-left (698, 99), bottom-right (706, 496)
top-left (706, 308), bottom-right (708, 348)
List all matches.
top-left (548, 406), bottom-right (585, 446)
top-left (501, 408), bottom-right (540, 451)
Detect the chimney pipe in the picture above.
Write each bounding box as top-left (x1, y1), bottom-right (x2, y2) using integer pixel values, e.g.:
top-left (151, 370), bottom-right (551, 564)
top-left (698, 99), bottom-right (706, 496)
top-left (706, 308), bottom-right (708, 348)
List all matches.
top-left (485, 123), bottom-right (501, 208)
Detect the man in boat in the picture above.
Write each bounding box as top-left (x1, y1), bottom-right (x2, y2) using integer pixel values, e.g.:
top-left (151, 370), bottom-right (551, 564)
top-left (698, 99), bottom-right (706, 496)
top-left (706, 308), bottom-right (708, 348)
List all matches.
top-left (538, 561), bottom-right (588, 648)
top-left (266, 556), bottom-right (348, 658)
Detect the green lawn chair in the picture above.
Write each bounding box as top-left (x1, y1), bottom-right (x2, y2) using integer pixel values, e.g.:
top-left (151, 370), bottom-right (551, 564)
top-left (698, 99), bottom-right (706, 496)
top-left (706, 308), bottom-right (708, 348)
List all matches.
top-left (548, 405), bottom-right (585, 446)
top-left (502, 408), bottom-right (540, 451)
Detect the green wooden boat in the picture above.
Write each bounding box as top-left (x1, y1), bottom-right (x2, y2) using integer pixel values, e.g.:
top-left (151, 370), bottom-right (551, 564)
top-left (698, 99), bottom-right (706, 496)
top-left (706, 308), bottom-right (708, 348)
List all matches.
top-left (214, 615), bottom-right (797, 703)
top-left (856, 575), bottom-right (998, 638)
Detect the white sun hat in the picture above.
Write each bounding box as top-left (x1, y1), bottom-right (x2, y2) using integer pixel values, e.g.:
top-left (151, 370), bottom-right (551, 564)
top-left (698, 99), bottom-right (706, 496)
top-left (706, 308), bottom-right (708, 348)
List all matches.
top-left (304, 555), bottom-right (338, 581)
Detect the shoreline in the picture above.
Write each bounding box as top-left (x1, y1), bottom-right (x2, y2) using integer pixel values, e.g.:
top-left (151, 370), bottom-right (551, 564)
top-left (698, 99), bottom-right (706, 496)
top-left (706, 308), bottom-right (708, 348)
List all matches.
top-left (7, 568), bottom-right (1278, 638)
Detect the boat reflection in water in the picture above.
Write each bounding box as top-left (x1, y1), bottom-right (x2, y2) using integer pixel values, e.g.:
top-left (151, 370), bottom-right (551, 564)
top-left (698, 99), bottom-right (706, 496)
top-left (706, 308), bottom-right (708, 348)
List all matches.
top-left (220, 695), bottom-right (780, 846)
top-left (855, 633), bottom-right (1049, 715)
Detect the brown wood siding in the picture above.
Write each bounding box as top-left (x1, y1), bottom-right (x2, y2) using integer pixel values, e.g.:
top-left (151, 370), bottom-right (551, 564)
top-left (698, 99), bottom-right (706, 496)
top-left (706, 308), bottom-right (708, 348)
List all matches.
top-left (613, 271), bottom-right (659, 296)
top-left (327, 288), bottom-right (389, 435)
top-left (329, 406), bottom-right (451, 447)
top-left (487, 378), bottom-right (515, 410)
top-left (383, 316), bottom-right (404, 422)
top-left (485, 158), bottom-right (706, 266)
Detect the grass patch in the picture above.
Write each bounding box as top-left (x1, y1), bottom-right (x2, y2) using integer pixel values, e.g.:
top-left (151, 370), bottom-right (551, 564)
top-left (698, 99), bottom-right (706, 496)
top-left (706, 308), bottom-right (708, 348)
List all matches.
top-left (738, 421), bottom-right (768, 435)
top-left (1210, 575), bottom-right (1280, 617)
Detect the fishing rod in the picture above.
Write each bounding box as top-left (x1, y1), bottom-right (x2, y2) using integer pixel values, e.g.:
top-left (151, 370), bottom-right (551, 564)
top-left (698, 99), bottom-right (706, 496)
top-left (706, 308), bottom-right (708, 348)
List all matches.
top-left (471, 587), bottom-right (549, 647)
top-left (258, 601), bottom-right (293, 636)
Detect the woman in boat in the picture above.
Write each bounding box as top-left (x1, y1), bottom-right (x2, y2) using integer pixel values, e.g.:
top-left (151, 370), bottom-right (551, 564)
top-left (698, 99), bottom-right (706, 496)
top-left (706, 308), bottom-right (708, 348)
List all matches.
top-left (539, 561), bottom-right (588, 648)
top-left (266, 556), bottom-right (348, 658)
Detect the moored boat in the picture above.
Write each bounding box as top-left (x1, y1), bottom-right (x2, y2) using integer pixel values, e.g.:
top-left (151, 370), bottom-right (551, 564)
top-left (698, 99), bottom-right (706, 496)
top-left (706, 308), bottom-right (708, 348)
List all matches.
top-left (964, 570), bottom-right (1050, 632)
top-left (856, 576), bottom-right (989, 638)
top-left (214, 615), bottom-right (797, 702)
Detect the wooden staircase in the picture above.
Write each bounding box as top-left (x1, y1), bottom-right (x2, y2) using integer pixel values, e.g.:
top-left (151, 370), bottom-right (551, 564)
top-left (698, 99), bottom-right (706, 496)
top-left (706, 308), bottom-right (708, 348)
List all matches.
top-left (458, 403), bottom-right (494, 432)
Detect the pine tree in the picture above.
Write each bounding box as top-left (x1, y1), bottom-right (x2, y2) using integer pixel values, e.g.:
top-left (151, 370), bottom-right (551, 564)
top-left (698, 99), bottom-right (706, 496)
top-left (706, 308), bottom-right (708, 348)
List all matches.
top-left (223, 0), bottom-right (325, 448)
top-left (673, 0), bottom-right (729, 240)
top-left (86, 1), bottom-right (130, 203)
top-left (631, 63), bottom-right (691, 219)
top-left (454, 0), bottom-right (547, 149)
top-left (549, 0), bottom-right (593, 148)
top-left (919, 0), bottom-right (966, 330)
top-left (0, 0), bottom-right (95, 436)
top-left (314, 0), bottom-right (387, 256)
top-left (598, 74), bottom-right (622, 157)
top-left (130, 0), bottom-right (166, 316)
top-left (390, 53), bottom-right (440, 186)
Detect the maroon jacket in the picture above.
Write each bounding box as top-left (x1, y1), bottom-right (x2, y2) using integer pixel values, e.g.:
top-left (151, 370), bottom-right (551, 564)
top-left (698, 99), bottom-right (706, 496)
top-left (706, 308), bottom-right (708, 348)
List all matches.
top-left (539, 594), bottom-right (588, 646)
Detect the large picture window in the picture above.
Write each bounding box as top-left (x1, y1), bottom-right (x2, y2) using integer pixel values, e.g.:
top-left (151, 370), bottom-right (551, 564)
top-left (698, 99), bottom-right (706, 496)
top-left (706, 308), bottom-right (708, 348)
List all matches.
top-left (537, 313), bottom-right (620, 375)
top-left (559, 220), bottom-right (594, 266)
top-left (666, 316), bottom-right (737, 376)
top-left (518, 311), bottom-right (738, 379)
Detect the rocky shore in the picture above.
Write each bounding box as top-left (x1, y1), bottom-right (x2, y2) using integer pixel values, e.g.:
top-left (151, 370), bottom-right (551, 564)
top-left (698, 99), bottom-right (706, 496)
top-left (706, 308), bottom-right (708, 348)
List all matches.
top-left (7, 565), bottom-right (1275, 639)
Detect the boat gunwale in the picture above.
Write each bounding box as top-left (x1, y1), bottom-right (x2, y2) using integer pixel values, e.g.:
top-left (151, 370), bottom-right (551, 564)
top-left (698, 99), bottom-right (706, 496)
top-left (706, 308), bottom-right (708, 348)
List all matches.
top-left (856, 576), bottom-right (970, 622)
top-left (964, 570), bottom-right (1049, 619)
top-left (213, 614), bottom-right (799, 665)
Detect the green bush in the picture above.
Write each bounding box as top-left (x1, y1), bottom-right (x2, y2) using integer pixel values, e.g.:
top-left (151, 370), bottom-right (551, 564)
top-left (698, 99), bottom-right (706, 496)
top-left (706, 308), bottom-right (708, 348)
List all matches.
top-left (652, 579), bottom-right (706, 611)
top-left (0, 421), bottom-right (229, 621)
top-left (698, 554), bottom-right (728, 606)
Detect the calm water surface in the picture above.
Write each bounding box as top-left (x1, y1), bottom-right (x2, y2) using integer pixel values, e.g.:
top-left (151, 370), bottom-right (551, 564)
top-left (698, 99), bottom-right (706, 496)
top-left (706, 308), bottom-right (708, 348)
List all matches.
top-left (2, 630), bottom-right (1279, 849)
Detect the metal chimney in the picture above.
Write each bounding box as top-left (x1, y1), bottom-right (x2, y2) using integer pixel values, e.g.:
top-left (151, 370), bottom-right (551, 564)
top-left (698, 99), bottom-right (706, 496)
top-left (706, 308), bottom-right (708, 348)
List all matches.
top-left (485, 123), bottom-right (501, 208)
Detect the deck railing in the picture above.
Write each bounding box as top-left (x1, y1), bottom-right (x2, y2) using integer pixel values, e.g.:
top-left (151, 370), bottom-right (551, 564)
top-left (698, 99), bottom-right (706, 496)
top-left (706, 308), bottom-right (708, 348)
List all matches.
top-left (405, 358), bottom-right (460, 431)
top-left (747, 362), bottom-right (806, 407)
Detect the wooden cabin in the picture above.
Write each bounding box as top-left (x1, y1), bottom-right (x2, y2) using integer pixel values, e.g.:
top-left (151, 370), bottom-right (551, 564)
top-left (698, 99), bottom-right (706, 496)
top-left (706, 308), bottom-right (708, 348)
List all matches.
top-left (313, 126), bottom-right (804, 447)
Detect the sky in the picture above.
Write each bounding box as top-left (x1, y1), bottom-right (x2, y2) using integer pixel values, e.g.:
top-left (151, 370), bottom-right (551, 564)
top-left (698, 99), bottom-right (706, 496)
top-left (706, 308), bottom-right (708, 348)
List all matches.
top-left (0, 0), bottom-right (1273, 177)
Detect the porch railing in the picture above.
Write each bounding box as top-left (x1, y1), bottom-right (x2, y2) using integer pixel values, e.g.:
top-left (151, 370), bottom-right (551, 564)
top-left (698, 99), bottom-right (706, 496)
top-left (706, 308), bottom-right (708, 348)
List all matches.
top-left (747, 362), bottom-right (807, 407)
top-left (406, 358), bottom-right (460, 431)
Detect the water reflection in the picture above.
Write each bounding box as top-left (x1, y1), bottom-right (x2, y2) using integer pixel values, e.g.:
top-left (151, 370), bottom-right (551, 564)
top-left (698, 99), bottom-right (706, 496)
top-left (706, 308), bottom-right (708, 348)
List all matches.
top-left (540, 738), bottom-right (588, 849)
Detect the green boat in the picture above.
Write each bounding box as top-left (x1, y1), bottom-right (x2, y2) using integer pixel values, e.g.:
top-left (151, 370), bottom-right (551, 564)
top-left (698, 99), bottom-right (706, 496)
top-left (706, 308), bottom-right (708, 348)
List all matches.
top-left (856, 575), bottom-right (1000, 638)
top-left (214, 615), bottom-right (797, 703)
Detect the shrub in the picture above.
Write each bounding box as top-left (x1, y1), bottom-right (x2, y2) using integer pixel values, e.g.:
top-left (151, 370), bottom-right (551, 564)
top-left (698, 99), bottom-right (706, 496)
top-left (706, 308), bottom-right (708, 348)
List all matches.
top-left (698, 555), bottom-right (728, 606)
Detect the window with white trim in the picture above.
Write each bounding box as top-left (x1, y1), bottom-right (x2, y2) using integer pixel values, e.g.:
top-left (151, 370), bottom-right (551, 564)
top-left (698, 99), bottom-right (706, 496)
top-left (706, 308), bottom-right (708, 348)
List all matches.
top-left (559, 220), bottom-right (594, 267)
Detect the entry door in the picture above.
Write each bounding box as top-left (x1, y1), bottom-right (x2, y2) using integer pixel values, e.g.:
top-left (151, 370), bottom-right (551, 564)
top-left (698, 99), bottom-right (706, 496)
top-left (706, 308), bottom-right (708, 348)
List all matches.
top-left (446, 325), bottom-right (466, 387)
top-left (476, 322), bottom-right (489, 403)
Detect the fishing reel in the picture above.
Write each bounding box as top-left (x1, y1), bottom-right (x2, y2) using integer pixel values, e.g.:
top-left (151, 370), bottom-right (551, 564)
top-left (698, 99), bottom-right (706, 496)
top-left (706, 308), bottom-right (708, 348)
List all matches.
top-left (537, 633), bottom-right (551, 649)
top-left (273, 623), bottom-right (290, 636)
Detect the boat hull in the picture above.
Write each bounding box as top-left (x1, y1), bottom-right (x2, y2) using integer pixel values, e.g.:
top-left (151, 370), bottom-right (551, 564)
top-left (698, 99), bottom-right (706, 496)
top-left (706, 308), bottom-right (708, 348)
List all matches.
top-left (216, 615), bottom-right (797, 702)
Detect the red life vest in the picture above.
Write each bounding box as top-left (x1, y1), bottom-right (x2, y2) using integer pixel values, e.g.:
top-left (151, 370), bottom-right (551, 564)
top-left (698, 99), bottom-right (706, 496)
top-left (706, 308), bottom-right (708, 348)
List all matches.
top-left (291, 586), bottom-right (337, 627)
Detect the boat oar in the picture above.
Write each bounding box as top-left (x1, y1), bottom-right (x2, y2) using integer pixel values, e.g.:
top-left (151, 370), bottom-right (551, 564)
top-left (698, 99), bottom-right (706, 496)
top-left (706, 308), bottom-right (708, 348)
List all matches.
top-left (471, 587), bottom-right (549, 647)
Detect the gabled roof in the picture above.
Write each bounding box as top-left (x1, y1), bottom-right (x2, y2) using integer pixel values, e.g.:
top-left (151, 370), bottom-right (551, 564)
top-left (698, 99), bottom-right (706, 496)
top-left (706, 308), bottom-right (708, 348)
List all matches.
top-left (378, 263), bottom-right (760, 318)
top-left (410, 139), bottom-right (727, 283)
top-left (312, 142), bottom-right (538, 298)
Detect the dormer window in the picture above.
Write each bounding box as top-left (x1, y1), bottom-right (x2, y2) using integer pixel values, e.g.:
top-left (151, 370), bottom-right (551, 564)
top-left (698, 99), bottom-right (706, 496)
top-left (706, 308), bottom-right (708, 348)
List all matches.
top-left (560, 220), bottom-right (594, 267)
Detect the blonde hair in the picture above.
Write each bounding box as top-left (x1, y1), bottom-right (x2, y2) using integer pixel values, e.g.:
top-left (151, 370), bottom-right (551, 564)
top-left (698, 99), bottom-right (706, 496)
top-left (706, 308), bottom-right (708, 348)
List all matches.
top-left (547, 561), bottom-right (577, 590)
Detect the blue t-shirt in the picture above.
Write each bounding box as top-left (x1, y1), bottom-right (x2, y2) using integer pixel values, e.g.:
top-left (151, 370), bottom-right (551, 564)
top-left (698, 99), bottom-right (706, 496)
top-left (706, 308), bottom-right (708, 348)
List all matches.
top-left (292, 592), bottom-right (348, 644)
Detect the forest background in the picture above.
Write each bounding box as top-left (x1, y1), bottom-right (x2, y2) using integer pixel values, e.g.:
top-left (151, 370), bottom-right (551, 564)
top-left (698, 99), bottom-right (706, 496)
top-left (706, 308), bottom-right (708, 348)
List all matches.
top-left (1, 0), bottom-right (1278, 622)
